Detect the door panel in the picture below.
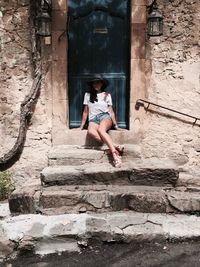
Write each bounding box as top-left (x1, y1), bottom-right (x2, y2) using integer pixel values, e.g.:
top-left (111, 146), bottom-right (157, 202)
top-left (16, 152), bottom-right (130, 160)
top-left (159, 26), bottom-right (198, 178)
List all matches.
top-left (68, 0), bottom-right (130, 128)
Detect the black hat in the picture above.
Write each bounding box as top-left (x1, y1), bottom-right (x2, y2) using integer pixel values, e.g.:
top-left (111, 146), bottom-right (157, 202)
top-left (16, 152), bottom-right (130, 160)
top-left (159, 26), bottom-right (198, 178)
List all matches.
top-left (87, 74), bottom-right (109, 88)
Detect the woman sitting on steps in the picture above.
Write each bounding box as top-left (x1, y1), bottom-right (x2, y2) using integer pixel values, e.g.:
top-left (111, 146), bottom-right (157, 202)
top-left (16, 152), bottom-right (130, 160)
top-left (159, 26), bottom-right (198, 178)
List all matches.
top-left (76, 75), bottom-right (124, 168)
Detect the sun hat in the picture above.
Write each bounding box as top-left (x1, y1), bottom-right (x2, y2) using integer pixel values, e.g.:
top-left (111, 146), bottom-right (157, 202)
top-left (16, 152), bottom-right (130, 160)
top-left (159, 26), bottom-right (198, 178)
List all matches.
top-left (87, 74), bottom-right (109, 88)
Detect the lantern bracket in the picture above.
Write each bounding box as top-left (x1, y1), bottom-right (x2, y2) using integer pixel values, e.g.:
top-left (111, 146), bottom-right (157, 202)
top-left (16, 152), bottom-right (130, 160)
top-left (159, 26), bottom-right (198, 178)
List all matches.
top-left (41, 0), bottom-right (51, 11)
top-left (147, 0), bottom-right (157, 13)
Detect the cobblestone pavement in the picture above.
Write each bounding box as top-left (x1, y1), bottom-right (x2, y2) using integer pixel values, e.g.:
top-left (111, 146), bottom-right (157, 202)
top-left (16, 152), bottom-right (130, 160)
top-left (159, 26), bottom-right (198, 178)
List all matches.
top-left (3, 240), bottom-right (200, 267)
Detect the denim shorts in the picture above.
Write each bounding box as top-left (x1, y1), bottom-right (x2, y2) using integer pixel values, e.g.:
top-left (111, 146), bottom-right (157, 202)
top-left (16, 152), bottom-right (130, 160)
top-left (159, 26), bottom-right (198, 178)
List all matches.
top-left (89, 112), bottom-right (111, 125)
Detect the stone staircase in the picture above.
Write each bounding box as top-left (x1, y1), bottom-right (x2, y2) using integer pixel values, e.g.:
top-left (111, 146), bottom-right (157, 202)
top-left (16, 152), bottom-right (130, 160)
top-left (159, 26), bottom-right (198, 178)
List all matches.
top-left (9, 145), bottom-right (200, 216)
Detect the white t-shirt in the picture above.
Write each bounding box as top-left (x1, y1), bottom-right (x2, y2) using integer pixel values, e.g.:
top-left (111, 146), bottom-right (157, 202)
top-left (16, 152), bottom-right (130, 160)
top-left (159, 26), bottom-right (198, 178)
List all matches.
top-left (83, 92), bottom-right (112, 120)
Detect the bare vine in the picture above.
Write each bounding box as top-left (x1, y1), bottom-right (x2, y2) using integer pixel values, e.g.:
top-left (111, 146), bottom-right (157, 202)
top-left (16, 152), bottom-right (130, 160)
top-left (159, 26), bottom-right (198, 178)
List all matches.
top-left (0, 2), bottom-right (42, 171)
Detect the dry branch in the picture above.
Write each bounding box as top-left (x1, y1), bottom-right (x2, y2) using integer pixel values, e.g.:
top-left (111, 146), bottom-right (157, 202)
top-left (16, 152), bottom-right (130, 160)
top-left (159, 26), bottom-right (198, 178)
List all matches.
top-left (0, 2), bottom-right (42, 170)
top-left (0, 72), bottom-right (42, 170)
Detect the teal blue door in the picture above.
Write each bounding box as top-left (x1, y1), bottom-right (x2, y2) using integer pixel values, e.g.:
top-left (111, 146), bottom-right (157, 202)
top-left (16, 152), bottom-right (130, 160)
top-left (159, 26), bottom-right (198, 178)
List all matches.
top-left (68, 0), bottom-right (130, 128)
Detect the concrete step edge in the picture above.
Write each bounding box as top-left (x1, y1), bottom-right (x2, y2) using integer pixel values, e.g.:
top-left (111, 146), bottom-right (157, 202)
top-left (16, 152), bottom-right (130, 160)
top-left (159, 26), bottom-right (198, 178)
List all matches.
top-left (1, 212), bottom-right (200, 252)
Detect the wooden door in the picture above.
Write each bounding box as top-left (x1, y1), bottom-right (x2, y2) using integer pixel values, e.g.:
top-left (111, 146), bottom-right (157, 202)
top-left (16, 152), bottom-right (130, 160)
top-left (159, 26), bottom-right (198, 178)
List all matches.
top-left (68, 0), bottom-right (130, 128)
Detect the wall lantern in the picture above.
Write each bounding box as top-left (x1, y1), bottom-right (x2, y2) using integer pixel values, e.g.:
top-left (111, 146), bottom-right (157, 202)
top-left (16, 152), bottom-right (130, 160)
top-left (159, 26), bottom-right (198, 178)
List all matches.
top-left (36, 0), bottom-right (51, 37)
top-left (147, 0), bottom-right (163, 36)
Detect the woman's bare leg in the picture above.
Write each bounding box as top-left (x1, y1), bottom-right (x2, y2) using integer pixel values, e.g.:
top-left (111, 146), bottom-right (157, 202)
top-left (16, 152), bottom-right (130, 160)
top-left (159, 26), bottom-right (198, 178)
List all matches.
top-left (88, 121), bottom-right (123, 153)
top-left (97, 119), bottom-right (115, 152)
top-left (88, 122), bottom-right (103, 143)
top-left (88, 120), bottom-right (121, 167)
top-left (97, 119), bottom-right (121, 167)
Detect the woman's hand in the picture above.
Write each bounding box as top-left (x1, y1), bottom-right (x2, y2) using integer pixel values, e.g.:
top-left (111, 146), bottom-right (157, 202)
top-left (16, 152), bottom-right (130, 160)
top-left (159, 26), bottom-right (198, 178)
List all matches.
top-left (113, 123), bottom-right (127, 132)
top-left (72, 105), bottom-right (88, 131)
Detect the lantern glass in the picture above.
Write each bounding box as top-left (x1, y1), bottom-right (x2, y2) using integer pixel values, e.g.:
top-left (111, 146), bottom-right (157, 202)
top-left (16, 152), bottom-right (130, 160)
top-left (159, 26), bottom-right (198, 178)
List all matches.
top-left (148, 9), bottom-right (163, 36)
top-left (37, 11), bottom-right (51, 37)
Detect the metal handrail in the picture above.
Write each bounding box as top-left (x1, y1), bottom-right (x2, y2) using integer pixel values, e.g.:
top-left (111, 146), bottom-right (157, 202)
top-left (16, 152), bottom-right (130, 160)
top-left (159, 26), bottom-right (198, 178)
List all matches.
top-left (135, 99), bottom-right (200, 125)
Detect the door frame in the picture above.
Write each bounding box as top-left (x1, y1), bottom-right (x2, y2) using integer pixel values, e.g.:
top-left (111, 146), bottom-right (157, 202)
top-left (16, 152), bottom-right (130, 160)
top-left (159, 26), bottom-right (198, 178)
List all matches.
top-left (50, 0), bottom-right (147, 145)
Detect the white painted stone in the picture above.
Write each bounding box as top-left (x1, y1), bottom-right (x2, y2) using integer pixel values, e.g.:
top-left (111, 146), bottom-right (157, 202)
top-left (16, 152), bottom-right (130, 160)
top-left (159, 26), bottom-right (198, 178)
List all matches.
top-left (0, 202), bottom-right (10, 218)
top-left (162, 215), bottom-right (200, 238)
top-left (1, 214), bottom-right (88, 241)
top-left (35, 238), bottom-right (80, 255)
top-left (1, 212), bottom-right (200, 245)
top-left (122, 222), bottom-right (163, 240)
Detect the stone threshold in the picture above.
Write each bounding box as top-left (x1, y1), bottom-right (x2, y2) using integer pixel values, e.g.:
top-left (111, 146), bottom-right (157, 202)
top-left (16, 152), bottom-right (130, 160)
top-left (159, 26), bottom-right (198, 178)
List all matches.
top-left (53, 130), bottom-right (141, 146)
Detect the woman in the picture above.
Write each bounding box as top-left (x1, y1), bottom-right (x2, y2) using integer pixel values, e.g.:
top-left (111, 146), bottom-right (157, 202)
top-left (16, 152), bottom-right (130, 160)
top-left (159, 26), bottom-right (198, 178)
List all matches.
top-left (77, 75), bottom-right (124, 168)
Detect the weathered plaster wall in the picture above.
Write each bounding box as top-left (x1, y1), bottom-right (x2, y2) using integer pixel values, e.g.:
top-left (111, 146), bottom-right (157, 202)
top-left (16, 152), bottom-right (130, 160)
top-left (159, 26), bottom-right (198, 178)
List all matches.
top-left (0, 1), bottom-right (52, 187)
top-left (0, 0), bottom-right (199, 188)
top-left (141, 0), bottom-right (200, 175)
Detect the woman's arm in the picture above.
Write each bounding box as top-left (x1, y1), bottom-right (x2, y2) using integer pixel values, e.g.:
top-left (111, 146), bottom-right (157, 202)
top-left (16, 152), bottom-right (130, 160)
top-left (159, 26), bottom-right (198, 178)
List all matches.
top-left (108, 105), bottom-right (118, 130)
top-left (79, 105), bottom-right (89, 130)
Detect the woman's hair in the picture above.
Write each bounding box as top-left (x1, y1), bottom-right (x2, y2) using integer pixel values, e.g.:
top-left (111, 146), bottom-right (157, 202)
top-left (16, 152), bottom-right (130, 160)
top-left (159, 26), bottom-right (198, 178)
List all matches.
top-left (87, 82), bottom-right (107, 103)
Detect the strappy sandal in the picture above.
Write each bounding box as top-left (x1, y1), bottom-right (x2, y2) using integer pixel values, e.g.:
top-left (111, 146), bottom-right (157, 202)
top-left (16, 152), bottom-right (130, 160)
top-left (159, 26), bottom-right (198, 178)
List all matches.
top-left (107, 145), bottom-right (125, 156)
top-left (115, 145), bottom-right (125, 155)
top-left (112, 150), bottom-right (122, 168)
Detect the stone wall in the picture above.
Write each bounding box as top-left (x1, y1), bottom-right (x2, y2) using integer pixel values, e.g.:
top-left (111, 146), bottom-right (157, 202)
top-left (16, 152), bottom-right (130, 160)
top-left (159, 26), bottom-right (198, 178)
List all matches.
top-left (0, 1), bottom-right (51, 187)
top-left (0, 0), bottom-right (200, 188)
top-left (142, 0), bottom-right (200, 175)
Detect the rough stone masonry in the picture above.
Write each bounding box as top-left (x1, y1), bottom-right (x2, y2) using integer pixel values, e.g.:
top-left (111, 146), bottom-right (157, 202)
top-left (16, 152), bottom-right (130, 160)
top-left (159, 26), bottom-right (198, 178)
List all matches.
top-left (0, 0), bottom-right (200, 188)
top-left (143, 0), bottom-right (200, 177)
top-left (0, 0), bottom-right (51, 187)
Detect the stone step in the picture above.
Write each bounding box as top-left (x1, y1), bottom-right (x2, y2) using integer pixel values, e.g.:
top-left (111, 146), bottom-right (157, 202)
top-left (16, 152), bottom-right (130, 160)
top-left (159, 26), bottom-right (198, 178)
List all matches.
top-left (55, 129), bottom-right (140, 146)
top-left (39, 185), bottom-right (173, 215)
top-left (48, 145), bottom-right (141, 166)
top-left (41, 160), bottom-right (179, 187)
top-left (9, 184), bottom-right (200, 215)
